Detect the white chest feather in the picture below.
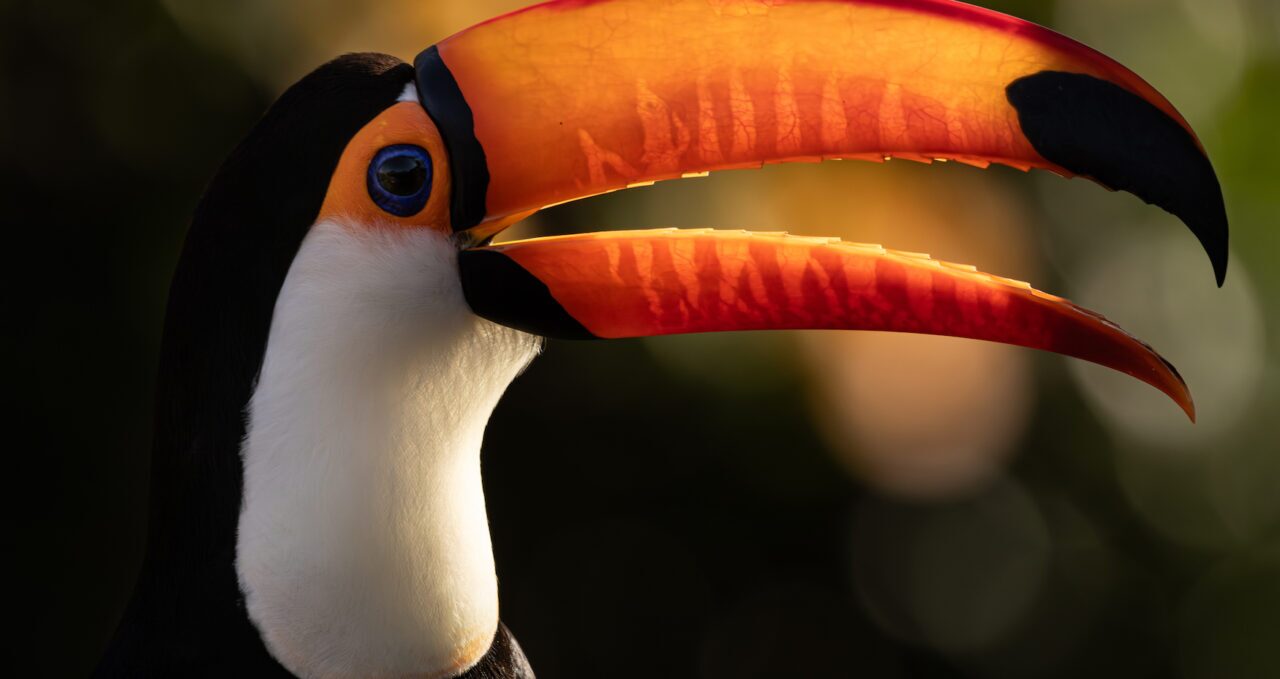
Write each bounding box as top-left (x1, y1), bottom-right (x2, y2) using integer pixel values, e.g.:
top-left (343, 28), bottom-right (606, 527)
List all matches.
top-left (236, 221), bottom-right (539, 679)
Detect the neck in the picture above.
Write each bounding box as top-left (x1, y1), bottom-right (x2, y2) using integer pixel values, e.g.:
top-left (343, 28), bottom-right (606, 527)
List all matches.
top-left (236, 221), bottom-right (539, 679)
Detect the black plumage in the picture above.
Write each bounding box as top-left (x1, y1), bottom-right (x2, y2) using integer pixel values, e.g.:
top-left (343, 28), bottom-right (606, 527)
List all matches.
top-left (96, 52), bottom-right (531, 678)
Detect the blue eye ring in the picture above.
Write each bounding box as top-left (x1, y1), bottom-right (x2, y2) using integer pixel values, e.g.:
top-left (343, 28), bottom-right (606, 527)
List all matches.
top-left (367, 144), bottom-right (433, 217)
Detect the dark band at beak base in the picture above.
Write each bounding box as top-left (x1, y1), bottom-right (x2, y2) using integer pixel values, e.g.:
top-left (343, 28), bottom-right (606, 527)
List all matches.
top-left (414, 45), bottom-right (490, 234)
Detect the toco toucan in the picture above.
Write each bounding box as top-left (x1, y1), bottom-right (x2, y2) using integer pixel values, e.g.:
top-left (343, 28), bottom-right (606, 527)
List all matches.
top-left (98, 1), bottom-right (1228, 677)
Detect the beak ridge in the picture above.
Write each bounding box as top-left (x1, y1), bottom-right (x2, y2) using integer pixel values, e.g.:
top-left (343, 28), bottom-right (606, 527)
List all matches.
top-left (419, 0), bottom-right (1228, 283)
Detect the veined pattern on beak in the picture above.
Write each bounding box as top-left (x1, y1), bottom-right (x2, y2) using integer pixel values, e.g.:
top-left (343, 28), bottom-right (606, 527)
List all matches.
top-left (565, 53), bottom-right (1047, 197)
top-left (472, 228), bottom-right (1189, 418)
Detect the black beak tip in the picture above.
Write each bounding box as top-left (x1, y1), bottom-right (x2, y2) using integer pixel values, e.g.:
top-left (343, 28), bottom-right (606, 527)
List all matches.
top-left (1205, 217), bottom-right (1230, 288)
top-left (1203, 208), bottom-right (1230, 288)
top-left (1007, 71), bottom-right (1230, 287)
top-left (1171, 183), bottom-right (1230, 287)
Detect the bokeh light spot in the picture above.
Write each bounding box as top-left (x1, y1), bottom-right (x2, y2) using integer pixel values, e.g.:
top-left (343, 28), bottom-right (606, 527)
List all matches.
top-left (850, 479), bottom-right (1052, 654)
top-left (805, 331), bottom-right (1032, 500)
top-left (1115, 444), bottom-right (1239, 551)
top-left (1208, 433), bottom-right (1280, 542)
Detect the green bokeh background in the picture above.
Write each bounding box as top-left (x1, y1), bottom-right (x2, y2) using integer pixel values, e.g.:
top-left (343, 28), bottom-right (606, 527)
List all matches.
top-left (5, 0), bottom-right (1277, 677)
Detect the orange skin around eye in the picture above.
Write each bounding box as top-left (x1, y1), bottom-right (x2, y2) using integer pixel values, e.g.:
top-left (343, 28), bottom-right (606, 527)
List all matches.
top-left (317, 101), bottom-right (453, 232)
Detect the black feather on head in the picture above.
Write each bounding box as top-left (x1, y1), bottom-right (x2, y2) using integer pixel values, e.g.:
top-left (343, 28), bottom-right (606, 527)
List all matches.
top-left (98, 53), bottom-right (413, 677)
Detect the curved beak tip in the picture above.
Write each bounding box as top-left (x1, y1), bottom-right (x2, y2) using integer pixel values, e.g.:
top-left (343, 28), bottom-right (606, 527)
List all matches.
top-left (432, 0), bottom-right (1225, 422)
top-left (1005, 71), bottom-right (1229, 288)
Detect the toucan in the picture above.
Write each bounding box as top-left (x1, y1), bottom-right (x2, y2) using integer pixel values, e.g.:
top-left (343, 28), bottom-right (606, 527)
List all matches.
top-left (97, 1), bottom-right (1227, 677)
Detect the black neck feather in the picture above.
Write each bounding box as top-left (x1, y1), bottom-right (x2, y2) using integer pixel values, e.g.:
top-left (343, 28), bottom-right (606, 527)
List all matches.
top-left (97, 53), bottom-right (413, 676)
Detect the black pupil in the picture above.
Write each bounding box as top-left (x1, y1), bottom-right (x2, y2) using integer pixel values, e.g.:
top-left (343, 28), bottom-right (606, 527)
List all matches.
top-left (376, 154), bottom-right (426, 196)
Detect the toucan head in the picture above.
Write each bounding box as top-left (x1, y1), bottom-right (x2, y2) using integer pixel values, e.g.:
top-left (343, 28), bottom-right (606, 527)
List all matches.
top-left (153, 1), bottom-right (1228, 677)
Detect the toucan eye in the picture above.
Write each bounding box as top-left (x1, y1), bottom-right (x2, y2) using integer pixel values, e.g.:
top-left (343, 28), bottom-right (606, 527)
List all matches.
top-left (367, 144), bottom-right (433, 217)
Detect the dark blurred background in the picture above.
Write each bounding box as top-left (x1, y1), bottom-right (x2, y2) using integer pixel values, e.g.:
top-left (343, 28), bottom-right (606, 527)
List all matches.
top-left (6, 0), bottom-right (1278, 677)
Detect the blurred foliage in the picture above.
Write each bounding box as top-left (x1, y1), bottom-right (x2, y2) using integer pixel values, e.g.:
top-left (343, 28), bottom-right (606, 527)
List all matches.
top-left (6, 0), bottom-right (1277, 677)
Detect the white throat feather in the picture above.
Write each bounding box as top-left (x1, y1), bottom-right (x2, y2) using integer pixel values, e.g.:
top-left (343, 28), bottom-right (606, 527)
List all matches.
top-left (236, 220), bottom-right (539, 679)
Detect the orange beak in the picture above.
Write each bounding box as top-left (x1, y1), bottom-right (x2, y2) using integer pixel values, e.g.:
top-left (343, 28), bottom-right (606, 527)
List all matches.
top-left (414, 0), bottom-right (1228, 421)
